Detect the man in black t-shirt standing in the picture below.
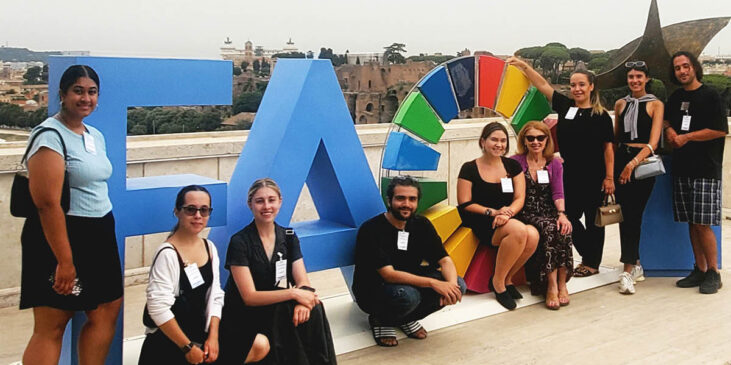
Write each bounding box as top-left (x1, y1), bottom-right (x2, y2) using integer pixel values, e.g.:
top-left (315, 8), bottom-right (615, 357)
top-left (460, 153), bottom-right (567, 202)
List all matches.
top-left (664, 51), bottom-right (728, 294)
top-left (352, 176), bottom-right (466, 347)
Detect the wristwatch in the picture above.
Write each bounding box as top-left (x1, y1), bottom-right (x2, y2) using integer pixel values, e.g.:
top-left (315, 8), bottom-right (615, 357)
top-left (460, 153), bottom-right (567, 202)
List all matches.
top-left (181, 342), bottom-right (195, 354)
top-left (484, 208), bottom-right (492, 216)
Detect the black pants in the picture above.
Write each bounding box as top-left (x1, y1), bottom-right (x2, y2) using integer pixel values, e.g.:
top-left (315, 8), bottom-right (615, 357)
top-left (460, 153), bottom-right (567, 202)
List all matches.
top-left (614, 145), bottom-right (656, 264)
top-left (564, 172), bottom-right (606, 269)
top-left (356, 273), bottom-right (467, 327)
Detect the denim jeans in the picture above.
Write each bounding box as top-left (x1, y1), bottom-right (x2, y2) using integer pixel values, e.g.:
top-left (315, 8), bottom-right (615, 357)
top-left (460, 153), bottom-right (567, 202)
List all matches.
top-left (368, 274), bottom-right (467, 327)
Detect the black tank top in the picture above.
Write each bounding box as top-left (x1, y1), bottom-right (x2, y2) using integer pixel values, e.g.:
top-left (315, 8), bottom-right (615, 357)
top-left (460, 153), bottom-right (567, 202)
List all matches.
top-left (178, 240), bottom-right (213, 342)
top-left (618, 101), bottom-right (652, 143)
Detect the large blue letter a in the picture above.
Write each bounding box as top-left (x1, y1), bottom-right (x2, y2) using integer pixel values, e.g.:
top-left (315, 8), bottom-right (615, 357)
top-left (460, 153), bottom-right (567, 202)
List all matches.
top-left (208, 59), bottom-right (385, 281)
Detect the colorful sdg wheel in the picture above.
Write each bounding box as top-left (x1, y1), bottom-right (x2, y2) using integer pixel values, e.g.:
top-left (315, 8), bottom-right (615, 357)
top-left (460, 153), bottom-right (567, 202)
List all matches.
top-left (378, 55), bottom-right (552, 286)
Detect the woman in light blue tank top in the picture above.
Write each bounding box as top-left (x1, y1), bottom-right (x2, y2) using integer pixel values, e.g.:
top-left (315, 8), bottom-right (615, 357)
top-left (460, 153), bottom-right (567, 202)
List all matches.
top-left (20, 65), bottom-right (123, 364)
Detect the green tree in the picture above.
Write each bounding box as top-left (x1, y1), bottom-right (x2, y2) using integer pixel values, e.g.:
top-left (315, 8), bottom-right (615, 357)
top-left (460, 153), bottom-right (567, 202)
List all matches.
top-left (233, 91), bottom-right (264, 113)
top-left (23, 66), bottom-right (43, 85)
top-left (233, 66), bottom-right (242, 76)
top-left (0, 102), bottom-right (29, 128)
top-left (240, 61), bottom-right (249, 71)
top-left (588, 57), bottom-right (609, 72)
top-left (260, 60), bottom-right (271, 76)
top-left (383, 43), bottom-right (407, 64)
top-left (356, 57), bottom-right (360, 65)
top-left (129, 124), bottom-right (148, 135)
top-left (539, 47), bottom-right (570, 82)
top-left (568, 47), bottom-right (591, 63)
top-left (545, 42), bottom-right (567, 49)
top-left (272, 52), bottom-right (306, 59)
top-left (516, 46), bottom-right (544, 60)
top-left (253, 59), bottom-right (260, 74)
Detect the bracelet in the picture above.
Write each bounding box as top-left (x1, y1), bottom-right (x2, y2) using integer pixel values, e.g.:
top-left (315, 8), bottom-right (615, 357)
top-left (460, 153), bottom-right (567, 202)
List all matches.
top-left (298, 285), bottom-right (316, 292)
top-left (645, 143), bottom-right (654, 155)
top-left (632, 157), bottom-right (639, 166)
top-left (557, 210), bottom-right (566, 215)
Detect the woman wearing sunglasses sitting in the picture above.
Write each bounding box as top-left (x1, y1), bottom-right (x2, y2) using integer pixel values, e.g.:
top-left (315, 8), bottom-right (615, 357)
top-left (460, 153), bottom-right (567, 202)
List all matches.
top-left (612, 61), bottom-right (664, 295)
top-left (139, 185), bottom-right (268, 364)
top-left (511, 122), bottom-right (574, 310)
top-left (218, 178), bottom-right (337, 364)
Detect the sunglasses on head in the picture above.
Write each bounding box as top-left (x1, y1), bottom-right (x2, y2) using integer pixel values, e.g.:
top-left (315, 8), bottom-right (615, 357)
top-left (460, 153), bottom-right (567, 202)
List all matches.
top-left (625, 61), bottom-right (646, 68)
top-left (181, 205), bottom-right (212, 217)
top-left (525, 135), bottom-right (547, 142)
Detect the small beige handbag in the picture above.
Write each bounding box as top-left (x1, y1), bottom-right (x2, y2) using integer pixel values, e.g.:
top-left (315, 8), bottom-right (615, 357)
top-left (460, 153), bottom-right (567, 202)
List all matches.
top-left (594, 194), bottom-right (623, 227)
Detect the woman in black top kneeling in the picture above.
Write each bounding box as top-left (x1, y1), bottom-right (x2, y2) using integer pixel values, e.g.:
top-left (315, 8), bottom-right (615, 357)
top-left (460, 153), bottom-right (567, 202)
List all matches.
top-left (457, 122), bottom-right (539, 310)
top-left (219, 178), bottom-right (337, 365)
top-left (139, 185), bottom-right (264, 364)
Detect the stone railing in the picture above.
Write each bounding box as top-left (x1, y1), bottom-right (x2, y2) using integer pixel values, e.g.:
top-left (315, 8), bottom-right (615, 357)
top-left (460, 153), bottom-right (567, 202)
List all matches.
top-left (1, 117), bottom-right (729, 306)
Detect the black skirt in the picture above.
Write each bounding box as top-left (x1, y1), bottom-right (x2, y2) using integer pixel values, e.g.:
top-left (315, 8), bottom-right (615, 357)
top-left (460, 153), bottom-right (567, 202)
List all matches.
top-left (20, 211), bottom-right (123, 311)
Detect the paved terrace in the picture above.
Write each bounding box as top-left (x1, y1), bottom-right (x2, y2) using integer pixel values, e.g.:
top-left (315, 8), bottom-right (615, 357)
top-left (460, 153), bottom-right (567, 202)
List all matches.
top-left (1, 222), bottom-right (730, 364)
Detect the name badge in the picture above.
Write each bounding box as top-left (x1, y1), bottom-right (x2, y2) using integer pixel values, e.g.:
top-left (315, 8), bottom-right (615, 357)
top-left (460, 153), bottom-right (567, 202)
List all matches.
top-left (501, 177), bottom-right (514, 193)
top-left (397, 231), bottom-right (409, 251)
top-left (184, 263), bottom-right (205, 289)
top-left (565, 107), bottom-right (578, 120)
top-left (537, 170), bottom-right (550, 184)
top-left (83, 132), bottom-right (96, 155)
top-left (681, 115), bottom-right (691, 131)
top-left (274, 252), bottom-right (287, 285)
top-left (680, 102), bottom-right (690, 112)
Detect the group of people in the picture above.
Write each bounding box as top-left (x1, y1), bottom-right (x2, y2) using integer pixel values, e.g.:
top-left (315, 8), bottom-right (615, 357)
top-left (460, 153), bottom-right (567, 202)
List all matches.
top-left (16, 49), bottom-right (727, 364)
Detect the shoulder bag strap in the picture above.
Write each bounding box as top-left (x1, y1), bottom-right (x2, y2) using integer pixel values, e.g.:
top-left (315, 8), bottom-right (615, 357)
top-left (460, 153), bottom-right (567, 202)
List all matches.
top-left (22, 127), bottom-right (68, 164)
top-left (284, 228), bottom-right (295, 288)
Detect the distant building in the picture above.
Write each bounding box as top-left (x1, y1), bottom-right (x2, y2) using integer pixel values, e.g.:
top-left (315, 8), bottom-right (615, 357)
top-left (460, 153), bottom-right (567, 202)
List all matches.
top-left (345, 51), bottom-right (383, 65)
top-left (221, 37), bottom-right (300, 69)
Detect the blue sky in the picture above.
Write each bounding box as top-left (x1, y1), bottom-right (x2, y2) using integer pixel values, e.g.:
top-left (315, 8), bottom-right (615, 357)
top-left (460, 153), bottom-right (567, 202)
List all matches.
top-left (2, 0), bottom-right (729, 59)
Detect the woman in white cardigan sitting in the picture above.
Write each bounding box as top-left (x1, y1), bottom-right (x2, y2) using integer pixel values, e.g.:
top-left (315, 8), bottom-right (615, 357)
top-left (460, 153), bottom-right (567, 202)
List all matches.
top-left (138, 185), bottom-right (268, 364)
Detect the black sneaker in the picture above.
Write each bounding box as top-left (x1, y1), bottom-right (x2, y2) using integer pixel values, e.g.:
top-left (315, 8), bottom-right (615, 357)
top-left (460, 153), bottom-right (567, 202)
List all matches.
top-left (676, 265), bottom-right (705, 288)
top-left (699, 270), bottom-right (723, 294)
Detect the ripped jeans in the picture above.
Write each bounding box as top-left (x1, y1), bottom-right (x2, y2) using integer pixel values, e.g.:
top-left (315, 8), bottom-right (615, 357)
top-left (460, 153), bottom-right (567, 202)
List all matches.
top-left (366, 273), bottom-right (467, 327)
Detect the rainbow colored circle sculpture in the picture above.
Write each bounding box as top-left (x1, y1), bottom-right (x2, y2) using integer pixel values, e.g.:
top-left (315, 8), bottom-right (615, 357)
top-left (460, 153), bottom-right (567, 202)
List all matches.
top-left (379, 55), bottom-right (554, 285)
top-left (379, 55), bottom-right (553, 213)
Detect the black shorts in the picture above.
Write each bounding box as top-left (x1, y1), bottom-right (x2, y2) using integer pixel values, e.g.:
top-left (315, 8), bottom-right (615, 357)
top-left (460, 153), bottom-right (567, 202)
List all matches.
top-left (20, 212), bottom-right (123, 311)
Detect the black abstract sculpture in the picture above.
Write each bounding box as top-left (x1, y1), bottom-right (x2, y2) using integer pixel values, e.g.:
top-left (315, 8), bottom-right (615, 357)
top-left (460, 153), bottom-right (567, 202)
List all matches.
top-left (595, 0), bottom-right (729, 90)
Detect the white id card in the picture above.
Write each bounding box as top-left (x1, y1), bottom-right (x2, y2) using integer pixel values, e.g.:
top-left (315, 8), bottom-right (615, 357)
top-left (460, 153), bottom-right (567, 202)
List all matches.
top-left (565, 107), bottom-right (578, 120)
top-left (501, 177), bottom-right (514, 193)
top-left (184, 263), bottom-right (205, 289)
top-left (274, 253), bottom-right (287, 284)
top-left (397, 231), bottom-right (409, 251)
top-left (681, 115), bottom-right (691, 131)
top-left (537, 170), bottom-right (550, 184)
top-left (83, 132), bottom-right (96, 155)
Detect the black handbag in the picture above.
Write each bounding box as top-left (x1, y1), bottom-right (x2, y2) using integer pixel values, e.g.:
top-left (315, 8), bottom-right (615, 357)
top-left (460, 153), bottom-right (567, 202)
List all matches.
top-left (10, 127), bottom-right (70, 218)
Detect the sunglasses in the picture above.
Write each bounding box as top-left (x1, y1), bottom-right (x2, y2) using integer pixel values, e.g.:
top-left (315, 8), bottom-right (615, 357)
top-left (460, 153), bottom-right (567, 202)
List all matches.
top-left (625, 61), bottom-right (646, 68)
top-left (525, 135), bottom-right (547, 142)
top-left (181, 205), bottom-right (213, 217)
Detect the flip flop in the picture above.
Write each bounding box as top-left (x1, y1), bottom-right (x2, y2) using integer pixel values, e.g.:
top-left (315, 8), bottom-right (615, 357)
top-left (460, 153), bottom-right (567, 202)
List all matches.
top-left (400, 321), bottom-right (427, 339)
top-left (369, 315), bottom-right (397, 347)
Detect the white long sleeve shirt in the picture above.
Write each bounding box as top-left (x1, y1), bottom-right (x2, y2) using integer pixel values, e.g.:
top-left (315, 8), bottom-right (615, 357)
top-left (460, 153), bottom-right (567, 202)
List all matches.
top-left (145, 240), bottom-right (225, 334)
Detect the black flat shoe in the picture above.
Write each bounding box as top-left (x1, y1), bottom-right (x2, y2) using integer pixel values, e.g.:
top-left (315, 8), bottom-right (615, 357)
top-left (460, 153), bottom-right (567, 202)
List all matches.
top-left (489, 275), bottom-right (516, 310)
top-left (494, 289), bottom-right (517, 310)
top-left (506, 285), bottom-right (523, 299)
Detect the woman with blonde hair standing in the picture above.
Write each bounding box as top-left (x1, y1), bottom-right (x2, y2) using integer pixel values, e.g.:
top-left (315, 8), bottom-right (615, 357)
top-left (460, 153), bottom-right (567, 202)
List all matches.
top-left (512, 121), bottom-right (573, 309)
